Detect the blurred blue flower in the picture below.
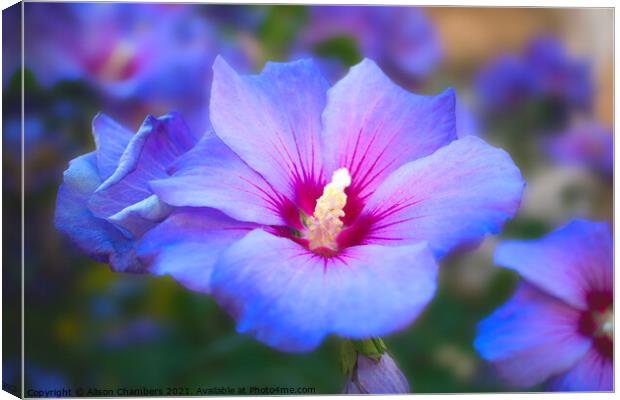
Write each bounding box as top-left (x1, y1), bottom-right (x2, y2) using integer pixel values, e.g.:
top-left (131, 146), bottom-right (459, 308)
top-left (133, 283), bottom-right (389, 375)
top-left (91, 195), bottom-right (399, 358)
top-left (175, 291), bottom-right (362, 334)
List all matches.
top-left (300, 6), bottom-right (442, 81)
top-left (475, 55), bottom-right (540, 111)
top-left (54, 113), bottom-right (199, 273)
top-left (24, 3), bottom-right (251, 133)
top-left (137, 57), bottom-right (523, 351)
top-left (475, 35), bottom-right (593, 113)
top-left (203, 4), bottom-right (267, 32)
top-left (26, 365), bottom-right (67, 392)
top-left (525, 35), bottom-right (592, 111)
top-left (544, 121), bottom-right (613, 177)
top-left (475, 219), bottom-right (612, 391)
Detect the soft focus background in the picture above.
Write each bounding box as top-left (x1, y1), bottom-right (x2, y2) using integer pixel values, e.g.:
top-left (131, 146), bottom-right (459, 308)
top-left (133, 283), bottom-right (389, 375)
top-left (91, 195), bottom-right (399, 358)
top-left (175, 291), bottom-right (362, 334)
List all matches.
top-left (3, 3), bottom-right (613, 394)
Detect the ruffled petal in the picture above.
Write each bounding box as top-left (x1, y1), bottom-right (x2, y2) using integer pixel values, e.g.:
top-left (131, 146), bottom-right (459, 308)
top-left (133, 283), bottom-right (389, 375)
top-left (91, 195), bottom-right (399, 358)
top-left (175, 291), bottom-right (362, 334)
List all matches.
top-left (107, 195), bottom-right (172, 236)
top-left (211, 230), bottom-right (438, 352)
top-left (149, 133), bottom-right (285, 225)
top-left (91, 113), bottom-right (132, 180)
top-left (137, 208), bottom-right (256, 294)
top-left (547, 347), bottom-right (613, 391)
top-left (474, 282), bottom-right (591, 389)
top-left (210, 57), bottom-right (329, 203)
top-left (54, 152), bottom-right (142, 272)
top-left (88, 113), bottom-right (197, 237)
top-left (321, 58), bottom-right (456, 200)
top-left (360, 136), bottom-right (524, 257)
top-left (495, 219), bottom-right (612, 310)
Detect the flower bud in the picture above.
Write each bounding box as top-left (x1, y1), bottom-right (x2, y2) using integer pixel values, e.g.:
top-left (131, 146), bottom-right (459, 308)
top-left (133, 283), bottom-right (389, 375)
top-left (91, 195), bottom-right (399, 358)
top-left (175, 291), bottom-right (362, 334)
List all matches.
top-left (344, 353), bottom-right (410, 394)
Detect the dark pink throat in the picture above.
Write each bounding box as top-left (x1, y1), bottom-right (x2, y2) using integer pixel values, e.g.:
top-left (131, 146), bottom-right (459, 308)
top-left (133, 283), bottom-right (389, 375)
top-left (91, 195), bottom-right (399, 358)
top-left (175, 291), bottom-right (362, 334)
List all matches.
top-left (577, 290), bottom-right (613, 360)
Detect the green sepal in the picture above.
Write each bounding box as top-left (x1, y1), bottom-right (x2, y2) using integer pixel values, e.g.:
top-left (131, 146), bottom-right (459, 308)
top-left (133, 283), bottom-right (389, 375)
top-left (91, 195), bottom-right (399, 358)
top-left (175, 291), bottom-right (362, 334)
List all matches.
top-left (340, 340), bottom-right (357, 376)
top-left (352, 337), bottom-right (387, 361)
top-left (340, 337), bottom-right (387, 376)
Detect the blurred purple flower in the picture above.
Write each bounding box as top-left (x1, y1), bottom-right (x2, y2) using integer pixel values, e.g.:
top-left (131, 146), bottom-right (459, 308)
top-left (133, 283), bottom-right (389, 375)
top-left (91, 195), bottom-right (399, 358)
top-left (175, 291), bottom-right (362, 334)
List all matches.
top-left (54, 113), bottom-right (199, 273)
top-left (545, 121), bottom-right (613, 176)
top-left (300, 6), bottom-right (442, 81)
top-left (475, 55), bottom-right (540, 111)
top-left (203, 4), bottom-right (267, 32)
top-left (525, 35), bottom-right (593, 111)
top-left (7, 115), bottom-right (49, 154)
top-left (344, 353), bottom-right (410, 394)
top-left (138, 57), bottom-right (523, 351)
top-left (475, 219), bottom-right (612, 391)
top-left (26, 4), bottom-right (188, 95)
top-left (24, 3), bottom-right (250, 132)
top-left (475, 35), bottom-right (592, 112)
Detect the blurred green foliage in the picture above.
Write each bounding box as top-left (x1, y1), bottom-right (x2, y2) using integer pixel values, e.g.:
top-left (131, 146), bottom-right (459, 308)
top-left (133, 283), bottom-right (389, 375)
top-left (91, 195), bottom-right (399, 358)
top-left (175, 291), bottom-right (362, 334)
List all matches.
top-left (313, 36), bottom-right (362, 67)
top-left (257, 6), bottom-right (307, 62)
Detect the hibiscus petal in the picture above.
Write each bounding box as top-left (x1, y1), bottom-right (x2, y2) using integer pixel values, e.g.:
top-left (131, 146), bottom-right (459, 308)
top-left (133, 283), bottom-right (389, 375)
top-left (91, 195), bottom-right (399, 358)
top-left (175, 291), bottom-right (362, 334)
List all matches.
top-left (547, 347), bottom-right (613, 391)
top-left (495, 219), bottom-right (612, 310)
top-left (89, 113), bottom-right (197, 237)
top-left (137, 208), bottom-right (256, 294)
top-left (321, 58), bottom-right (457, 199)
top-left (211, 230), bottom-right (438, 352)
top-left (150, 133), bottom-right (285, 225)
top-left (54, 152), bottom-right (142, 272)
top-left (361, 136), bottom-right (524, 257)
top-left (91, 113), bottom-right (133, 181)
top-left (474, 282), bottom-right (591, 389)
top-left (108, 195), bottom-right (172, 237)
top-left (210, 56), bottom-right (329, 203)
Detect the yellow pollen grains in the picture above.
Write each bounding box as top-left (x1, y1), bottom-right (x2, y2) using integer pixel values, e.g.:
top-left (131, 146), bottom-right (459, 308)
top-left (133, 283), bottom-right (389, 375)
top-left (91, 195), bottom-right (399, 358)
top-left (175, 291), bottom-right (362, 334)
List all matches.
top-left (306, 168), bottom-right (351, 251)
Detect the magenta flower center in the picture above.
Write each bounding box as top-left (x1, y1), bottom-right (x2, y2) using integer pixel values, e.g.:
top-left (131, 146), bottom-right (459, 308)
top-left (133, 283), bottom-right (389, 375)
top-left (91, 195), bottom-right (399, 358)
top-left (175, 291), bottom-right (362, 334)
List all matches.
top-left (578, 290), bottom-right (613, 359)
top-left (273, 166), bottom-right (375, 257)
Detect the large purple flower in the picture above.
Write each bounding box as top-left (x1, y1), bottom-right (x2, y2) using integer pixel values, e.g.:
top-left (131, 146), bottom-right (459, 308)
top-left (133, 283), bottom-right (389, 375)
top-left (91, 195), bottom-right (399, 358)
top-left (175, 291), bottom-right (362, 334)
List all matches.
top-left (138, 57), bottom-right (524, 351)
top-left (300, 6), bottom-right (442, 81)
top-left (54, 113), bottom-right (199, 272)
top-left (475, 219), bottom-right (612, 391)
